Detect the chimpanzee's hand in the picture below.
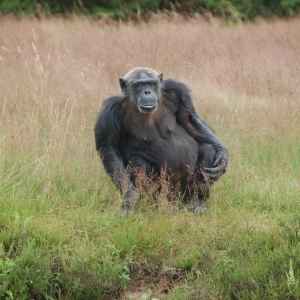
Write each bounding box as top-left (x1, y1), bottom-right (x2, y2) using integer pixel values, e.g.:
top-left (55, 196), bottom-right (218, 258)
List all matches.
top-left (203, 150), bottom-right (228, 181)
top-left (118, 185), bottom-right (137, 217)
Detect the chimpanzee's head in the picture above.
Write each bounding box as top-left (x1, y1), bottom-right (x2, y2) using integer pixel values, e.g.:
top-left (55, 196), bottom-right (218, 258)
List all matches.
top-left (119, 67), bottom-right (163, 114)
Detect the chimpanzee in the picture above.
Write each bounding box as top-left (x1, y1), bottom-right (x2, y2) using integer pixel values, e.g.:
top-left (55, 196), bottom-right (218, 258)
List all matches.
top-left (94, 67), bottom-right (228, 216)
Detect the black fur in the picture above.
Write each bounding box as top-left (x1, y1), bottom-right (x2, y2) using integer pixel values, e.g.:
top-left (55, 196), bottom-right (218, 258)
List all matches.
top-left (94, 68), bottom-right (228, 215)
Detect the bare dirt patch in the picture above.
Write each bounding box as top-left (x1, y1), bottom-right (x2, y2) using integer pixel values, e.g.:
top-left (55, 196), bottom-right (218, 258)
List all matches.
top-left (121, 264), bottom-right (187, 299)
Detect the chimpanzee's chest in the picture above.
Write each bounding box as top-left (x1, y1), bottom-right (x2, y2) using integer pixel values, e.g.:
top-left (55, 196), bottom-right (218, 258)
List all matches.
top-left (122, 110), bottom-right (198, 173)
top-left (124, 110), bottom-right (179, 147)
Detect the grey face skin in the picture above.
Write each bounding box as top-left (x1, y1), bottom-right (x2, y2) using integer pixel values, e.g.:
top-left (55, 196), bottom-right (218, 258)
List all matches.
top-left (119, 67), bottom-right (163, 114)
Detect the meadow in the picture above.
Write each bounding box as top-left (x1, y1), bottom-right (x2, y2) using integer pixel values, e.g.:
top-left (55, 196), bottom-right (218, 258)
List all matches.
top-left (0, 16), bottom-right (300, 299)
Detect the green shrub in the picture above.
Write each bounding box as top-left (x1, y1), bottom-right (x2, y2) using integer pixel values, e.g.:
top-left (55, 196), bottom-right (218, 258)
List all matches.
top-left (0, 0), bottom-right (299, 19)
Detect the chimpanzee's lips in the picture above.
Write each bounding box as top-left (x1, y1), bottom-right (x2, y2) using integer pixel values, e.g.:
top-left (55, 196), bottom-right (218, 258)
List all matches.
top-left (139, 104), bottom-right (157, 114)
top-left (140, 104), bottom-right (156, 109)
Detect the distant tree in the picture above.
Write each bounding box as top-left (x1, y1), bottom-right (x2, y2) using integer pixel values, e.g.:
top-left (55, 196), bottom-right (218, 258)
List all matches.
top-left (0, 0), bottom-right (299, 19)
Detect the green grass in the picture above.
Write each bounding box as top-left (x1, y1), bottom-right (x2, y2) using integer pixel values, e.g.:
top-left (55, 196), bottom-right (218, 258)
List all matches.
top-left (1, 17), bottom-right (300, 299)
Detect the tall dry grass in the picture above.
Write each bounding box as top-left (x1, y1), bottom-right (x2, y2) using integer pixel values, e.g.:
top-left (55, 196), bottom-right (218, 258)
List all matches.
top-left (1, 16), bottom-right (299, 203)
top-left (0, 16), bottom-right (300, 298)
top-left (1, 17), bottom-right (299, 148)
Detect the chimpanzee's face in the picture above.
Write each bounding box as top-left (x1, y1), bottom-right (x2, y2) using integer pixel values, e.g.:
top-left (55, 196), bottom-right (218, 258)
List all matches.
top-left (119, 68), bottom-right (163, 114)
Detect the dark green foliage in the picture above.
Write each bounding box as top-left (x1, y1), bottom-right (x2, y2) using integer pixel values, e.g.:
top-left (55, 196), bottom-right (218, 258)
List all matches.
top-left (0, 0), bottom-right (299, 19)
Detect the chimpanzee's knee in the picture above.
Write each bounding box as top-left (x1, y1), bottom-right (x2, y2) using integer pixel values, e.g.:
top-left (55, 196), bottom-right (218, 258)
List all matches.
top-left (197, 143), bottom-right (216, 169)
top-left (127, 154), bottom-right (154, 185)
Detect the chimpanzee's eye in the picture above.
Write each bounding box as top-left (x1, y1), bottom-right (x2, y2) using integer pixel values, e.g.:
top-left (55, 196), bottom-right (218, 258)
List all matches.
top-left (150, 82), bottom-right (155, 87)
top-left (137, 83), bottom-right (143, 87)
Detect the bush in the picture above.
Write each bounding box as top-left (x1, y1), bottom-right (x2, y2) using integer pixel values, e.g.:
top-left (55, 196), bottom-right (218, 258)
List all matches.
top-left (0, 0), bottom-right (299, 20)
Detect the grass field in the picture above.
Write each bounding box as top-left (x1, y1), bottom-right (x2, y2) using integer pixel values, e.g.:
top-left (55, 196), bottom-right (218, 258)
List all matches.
top-left (0, 16), bottom-right (300, 299)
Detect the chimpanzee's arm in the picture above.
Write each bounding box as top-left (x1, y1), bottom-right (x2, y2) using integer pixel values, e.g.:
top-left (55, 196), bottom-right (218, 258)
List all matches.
top-left (94, 96), bottom-right (136, 215)
top-left (163, 79), bottom-right (228, 179)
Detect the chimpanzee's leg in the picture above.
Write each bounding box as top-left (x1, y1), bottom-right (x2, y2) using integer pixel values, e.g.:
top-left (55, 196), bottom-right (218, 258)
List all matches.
top-left (127, 154), bottom-right (156, 186)
top-left (117, 154), bottom-right (155, 216)
top-left (193, 143), bottom-right (216, 214)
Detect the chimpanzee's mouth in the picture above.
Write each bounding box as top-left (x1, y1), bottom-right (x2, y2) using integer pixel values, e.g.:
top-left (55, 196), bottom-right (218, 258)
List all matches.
top-left (139, 104), bottom-right (157, 114)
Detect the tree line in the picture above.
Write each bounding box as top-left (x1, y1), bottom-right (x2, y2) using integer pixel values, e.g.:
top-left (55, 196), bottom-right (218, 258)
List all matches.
top-left (0, 0), bottom-right (299, 20)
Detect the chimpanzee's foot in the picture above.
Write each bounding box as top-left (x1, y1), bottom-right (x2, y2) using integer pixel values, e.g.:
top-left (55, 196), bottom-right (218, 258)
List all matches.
top-left (118, 207), bottom-right (134, 217)
top-left (118, 200), bottom-right (135, 217)
top-left (193, 198), bottom-right (207, 215)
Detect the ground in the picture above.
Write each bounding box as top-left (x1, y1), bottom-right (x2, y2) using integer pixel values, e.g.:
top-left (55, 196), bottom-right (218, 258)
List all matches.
top-left (0, 16), bottom-right (300, 299)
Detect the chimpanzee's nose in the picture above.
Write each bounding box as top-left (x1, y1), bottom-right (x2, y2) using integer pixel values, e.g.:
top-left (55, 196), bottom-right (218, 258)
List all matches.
top-left (144, 90), bottom-right (151, 95)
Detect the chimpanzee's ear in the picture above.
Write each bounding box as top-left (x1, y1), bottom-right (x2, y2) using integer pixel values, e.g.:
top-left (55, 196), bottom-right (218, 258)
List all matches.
top-left (119, 77), bottom-right (127, 93)
top-left (158, 72), bottom-right (163, 82)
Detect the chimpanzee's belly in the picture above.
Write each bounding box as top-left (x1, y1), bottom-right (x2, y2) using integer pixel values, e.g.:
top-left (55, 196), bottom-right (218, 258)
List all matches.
top-left (126, 124), bottom-right (199, 182)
